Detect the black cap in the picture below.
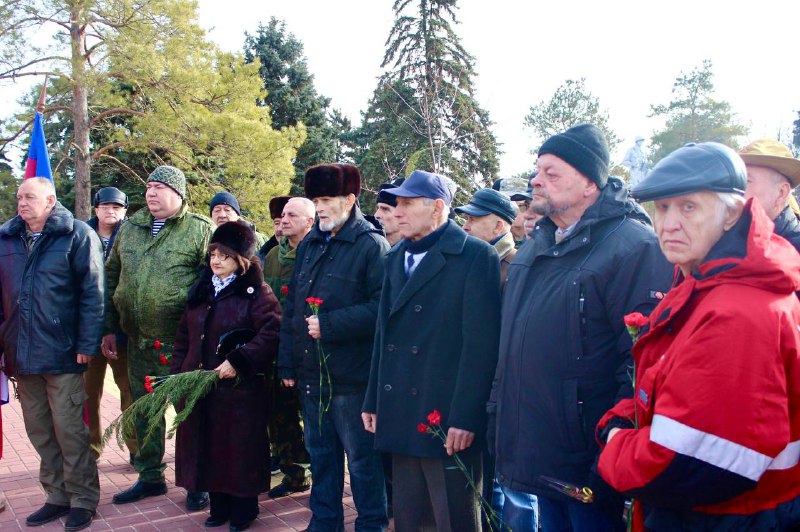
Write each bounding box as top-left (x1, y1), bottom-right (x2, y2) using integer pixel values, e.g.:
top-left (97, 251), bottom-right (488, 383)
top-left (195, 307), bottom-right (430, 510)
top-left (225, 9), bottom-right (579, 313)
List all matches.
top-left (210, 191), bottom-right (241, 216)
top-left (454, 188), bottom-right (518, 224)
top-left (510, 172), bottom-right (536, 201)
top-left (632, 142), bottom-right (746, 202)
top-left (93, 187), bottom-right (128, 208)
top-left (377, 182), bottom-right (398, 207)
top-left (538, 124), bottom-right (610, 189)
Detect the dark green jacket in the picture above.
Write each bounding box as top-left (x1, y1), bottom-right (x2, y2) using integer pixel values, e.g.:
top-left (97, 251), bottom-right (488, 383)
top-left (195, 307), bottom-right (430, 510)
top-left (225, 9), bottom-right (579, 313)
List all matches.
top-left (0, 202), bottom-right (105, 376)
top-left (263, 236), bottom-right (297, 309)
top-left (104, 204), bottom-right (213, 344)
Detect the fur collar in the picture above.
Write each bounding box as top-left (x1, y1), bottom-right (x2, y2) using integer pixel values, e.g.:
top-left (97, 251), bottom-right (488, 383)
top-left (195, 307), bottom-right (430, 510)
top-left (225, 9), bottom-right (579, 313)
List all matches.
top-left (186, 258), bottom-right (264, 307)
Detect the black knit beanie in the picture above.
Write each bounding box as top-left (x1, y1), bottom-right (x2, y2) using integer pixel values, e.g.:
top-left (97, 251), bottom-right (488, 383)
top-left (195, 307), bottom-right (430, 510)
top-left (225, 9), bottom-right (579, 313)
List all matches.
top-left (538, 124), bottom-right (610, 189)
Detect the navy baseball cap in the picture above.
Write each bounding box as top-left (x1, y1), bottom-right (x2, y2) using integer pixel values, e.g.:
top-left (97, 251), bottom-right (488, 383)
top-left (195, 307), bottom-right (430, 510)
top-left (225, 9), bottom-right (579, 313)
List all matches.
top-left (455, 188), bottom-right (518, 224)
top-left (384, 170), bottom-right (455, 206)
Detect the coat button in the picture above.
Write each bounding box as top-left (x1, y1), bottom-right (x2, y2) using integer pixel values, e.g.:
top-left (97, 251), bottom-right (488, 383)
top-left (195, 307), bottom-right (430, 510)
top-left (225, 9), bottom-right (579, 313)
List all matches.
top-left (410, 387), bottom-right (417, 395)
top-left (305, 349), bottom-right (309, 354)
top-left (384, 384), bottom-right (392, 391)
top-left (414, 305), bottom-right (422, 312)
top-left (553, 250), bottom-right (559, 256)
top-left (411, 346), bottom-right (419, 354)
top-left (387, 344), bottom-right (395, 352)
top-left (207, 305), bottom-right (212, 310)
top-left (200, 334), bottom-right (205, 340)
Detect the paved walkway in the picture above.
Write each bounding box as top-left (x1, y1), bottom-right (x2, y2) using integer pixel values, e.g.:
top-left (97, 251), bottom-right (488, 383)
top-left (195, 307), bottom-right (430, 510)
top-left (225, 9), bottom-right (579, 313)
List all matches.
top-left (0, 370), bottom-right (369, 531)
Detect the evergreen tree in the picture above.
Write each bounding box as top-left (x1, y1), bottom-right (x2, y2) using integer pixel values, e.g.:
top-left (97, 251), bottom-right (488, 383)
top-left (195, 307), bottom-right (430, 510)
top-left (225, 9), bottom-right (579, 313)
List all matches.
top-left (524, 78), bottom-right (619, 154)
top-left (649, 60), bottom-right (748, 163)
top-left (355, 0), bottom-right (499, 204)
top-left (244, 18), bottom-right (344, 195)
top-left (1, 2), bottom-right (303, 227)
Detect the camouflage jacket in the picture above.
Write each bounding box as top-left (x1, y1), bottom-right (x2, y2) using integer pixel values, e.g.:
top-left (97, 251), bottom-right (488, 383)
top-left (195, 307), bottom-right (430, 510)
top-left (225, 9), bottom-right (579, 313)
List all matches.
top-left (262, 236), bottom-right (297, 309)
top-left (104, 204), bottom-right (213, 344)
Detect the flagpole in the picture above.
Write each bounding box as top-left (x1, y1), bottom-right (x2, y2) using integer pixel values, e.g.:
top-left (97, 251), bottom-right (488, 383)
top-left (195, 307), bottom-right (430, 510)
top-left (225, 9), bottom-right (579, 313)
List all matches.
top-left (36, 75), bottom-right (48, 114)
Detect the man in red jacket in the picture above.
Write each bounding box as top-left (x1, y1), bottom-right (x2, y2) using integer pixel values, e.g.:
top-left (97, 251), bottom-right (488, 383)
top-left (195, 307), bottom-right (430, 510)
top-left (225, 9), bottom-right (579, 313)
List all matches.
top-left (597, 142), bottom-right (800, 530)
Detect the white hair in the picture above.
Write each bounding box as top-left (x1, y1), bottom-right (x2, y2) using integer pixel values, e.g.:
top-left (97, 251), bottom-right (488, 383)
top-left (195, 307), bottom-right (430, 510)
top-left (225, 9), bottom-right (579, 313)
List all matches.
top-left (21, 177), bottom-right (56, 197)
top-left (715, 192), bottom-right (745, 226)
top-left (422, 197), bottom-right (450, 220)
top-left (286, 196), bottom-right (316, 218)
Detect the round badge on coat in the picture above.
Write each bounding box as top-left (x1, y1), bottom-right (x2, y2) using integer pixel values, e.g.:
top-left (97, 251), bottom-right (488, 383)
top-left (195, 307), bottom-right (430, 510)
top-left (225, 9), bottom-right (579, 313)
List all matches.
top-left (247, 286), bottom-right (255, 294)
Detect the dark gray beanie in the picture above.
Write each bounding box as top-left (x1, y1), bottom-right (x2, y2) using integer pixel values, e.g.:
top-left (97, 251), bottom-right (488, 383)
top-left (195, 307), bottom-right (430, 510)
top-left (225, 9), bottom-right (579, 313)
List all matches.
top-left (538, 124), bottom-right (610, 188)
top-left (209, 191), bottom-right (241, 215)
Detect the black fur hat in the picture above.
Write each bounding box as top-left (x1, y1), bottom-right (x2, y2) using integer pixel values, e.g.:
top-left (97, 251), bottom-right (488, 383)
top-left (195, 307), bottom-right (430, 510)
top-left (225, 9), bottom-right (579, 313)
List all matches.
top-left (304, 163), bottom-right (362, 199)
top-left (210, 220), bottom-right (257, 258)
top-left (268, 195), bottom-right (292, 220)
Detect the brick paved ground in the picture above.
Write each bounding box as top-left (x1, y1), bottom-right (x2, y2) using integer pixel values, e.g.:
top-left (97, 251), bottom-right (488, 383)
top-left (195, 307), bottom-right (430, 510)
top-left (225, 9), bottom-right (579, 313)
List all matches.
top-left (0, 371), bottom-right (378, 531)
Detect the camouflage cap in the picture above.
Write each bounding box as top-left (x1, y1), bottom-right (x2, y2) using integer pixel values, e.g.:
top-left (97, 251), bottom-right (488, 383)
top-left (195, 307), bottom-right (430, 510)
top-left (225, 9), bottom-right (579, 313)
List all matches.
top-left (147, 166), bottom-right (186, 198)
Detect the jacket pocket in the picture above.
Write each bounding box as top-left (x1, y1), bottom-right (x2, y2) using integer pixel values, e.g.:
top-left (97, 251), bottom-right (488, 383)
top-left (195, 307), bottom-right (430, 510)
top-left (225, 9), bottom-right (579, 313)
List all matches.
top-left (562, 378), bottom-right (588, 451)
top-left (51, 316), bottom-right (73, 350)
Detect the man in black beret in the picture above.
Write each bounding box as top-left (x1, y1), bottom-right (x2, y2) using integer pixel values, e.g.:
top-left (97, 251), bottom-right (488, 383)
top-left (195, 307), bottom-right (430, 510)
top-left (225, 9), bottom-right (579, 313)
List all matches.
top-left (278, 164), bottom-right (389, 531)
top-left (490, 124), bottom-right (673, 531)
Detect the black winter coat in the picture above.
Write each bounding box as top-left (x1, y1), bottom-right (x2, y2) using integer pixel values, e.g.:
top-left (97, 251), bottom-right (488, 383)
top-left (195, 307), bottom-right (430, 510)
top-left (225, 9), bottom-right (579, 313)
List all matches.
top-left (171, 260), bottom-right (281, 497)
top-left (774, 205), bottom-right (800, 253)
top-left (363, 221), bottom-right (501, 457)
top-left (0, 203), bottom-right (105, 376)
top-left (277, 206), bottom-right (389, 396)
top-left (491, 177), bottom-right (673, 498)
top-left (86, 216), bottom-right (125, 260)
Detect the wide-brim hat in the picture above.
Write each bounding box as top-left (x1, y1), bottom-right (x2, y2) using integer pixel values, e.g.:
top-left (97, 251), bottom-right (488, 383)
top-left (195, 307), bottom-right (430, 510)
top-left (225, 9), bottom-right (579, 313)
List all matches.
top-left (739, 139), bottom-right (800, 188)
top-left (210, 220), bottom-right (257, 258)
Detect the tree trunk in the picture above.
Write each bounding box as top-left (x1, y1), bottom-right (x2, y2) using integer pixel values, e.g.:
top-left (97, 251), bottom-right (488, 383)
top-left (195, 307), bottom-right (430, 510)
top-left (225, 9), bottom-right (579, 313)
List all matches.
top-left (71, 4), bottom-right (91, 220)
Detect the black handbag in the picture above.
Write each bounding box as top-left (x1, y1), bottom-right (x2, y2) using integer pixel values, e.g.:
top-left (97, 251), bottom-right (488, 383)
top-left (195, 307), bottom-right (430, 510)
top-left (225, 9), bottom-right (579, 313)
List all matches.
top-left (215, 328), bottom-right (256, 357)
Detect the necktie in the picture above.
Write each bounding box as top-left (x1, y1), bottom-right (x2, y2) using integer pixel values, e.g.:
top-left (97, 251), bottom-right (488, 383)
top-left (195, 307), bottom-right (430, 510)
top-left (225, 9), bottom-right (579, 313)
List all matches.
top-left (406, 254), bottom-right (415, 278)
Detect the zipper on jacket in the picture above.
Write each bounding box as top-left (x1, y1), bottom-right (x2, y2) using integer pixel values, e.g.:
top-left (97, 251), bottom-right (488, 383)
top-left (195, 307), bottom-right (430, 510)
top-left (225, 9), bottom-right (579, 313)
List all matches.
top-left (578, 286), bottom-right (588, 360)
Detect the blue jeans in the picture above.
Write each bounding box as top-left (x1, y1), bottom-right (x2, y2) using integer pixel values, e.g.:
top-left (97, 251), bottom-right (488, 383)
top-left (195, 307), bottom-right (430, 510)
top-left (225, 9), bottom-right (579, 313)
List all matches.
top-left (539, 495), bottom-right (625, 532)
top-left (302, 393), bottom-right (387, 532)
top-left (492, 481), bottom-right (539, 532)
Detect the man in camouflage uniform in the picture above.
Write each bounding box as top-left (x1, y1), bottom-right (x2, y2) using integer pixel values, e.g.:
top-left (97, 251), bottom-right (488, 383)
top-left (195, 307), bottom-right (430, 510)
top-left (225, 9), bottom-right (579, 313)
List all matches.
top-left (102, 166), bottom-right (214, 510)
top-left (263, 197), bottom-right (315, 498)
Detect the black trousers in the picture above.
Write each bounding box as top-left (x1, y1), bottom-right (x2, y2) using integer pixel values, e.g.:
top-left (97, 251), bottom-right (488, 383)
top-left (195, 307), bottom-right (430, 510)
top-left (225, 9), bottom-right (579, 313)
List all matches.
top-left (391, 448), bottom-right (482, 532)
top-left (209, 492), bottom-right (258, 525)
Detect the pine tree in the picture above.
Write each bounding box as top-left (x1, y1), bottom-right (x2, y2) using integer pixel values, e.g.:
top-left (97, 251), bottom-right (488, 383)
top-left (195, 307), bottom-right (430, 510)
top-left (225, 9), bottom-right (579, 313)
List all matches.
top-left (354, 0), bottom-right (499, 204)
top-left (649, 60), bottom-right (748, 163)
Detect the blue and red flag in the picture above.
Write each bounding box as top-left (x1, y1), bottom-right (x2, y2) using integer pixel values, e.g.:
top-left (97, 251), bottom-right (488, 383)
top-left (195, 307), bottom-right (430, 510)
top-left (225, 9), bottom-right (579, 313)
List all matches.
top-left (24, 111), bottom-right (53, 182)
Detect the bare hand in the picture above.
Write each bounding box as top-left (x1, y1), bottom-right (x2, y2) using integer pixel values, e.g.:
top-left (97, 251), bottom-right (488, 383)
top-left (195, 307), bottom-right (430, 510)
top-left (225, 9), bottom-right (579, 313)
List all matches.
top-left (306, 315), bottom-right (321, 339)
top-left (445, 427), bottom-right (475, 456)
top-left (607, 428), bottom-right (621, 443)
top-left (362, 412), bottom-right (377, 433)
top-left (101, 334), bottom-right (117, 360)
top-left (282, 378), bottom-right (296, 387)
top-left (77, 353), bottom-right (93, 364)
top-left (215, 359), bottom-right (237, 379)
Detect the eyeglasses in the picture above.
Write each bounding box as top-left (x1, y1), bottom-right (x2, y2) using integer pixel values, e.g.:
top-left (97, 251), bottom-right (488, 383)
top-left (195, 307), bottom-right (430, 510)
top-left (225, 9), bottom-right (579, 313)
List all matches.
top-left (209, 252), bottom-right (230, 262)
top-left (97, 205), bottom-right (125, 210)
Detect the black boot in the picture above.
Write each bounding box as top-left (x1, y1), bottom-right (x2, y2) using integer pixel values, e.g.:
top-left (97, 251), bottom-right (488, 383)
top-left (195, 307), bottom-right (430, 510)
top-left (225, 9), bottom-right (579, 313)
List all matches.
top-left (112, 480), bottom-right (168, 504)
top-left (64, 508), bottom-right (95, 531)
top-left (25, 503), bottom-right (70, 526)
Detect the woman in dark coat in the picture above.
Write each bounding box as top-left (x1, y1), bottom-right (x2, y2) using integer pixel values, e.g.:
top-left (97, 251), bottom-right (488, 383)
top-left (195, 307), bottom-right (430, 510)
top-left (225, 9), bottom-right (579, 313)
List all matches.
top-left (171, 221), bottom-right (281, 531)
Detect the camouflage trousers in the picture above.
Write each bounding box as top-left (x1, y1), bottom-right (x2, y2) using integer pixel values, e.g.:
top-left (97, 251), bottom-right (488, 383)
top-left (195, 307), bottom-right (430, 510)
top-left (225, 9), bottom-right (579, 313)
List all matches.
top-left (127, 336), bottom-right (171, 483)
top-left (269, 379), bottom-right (310, 488)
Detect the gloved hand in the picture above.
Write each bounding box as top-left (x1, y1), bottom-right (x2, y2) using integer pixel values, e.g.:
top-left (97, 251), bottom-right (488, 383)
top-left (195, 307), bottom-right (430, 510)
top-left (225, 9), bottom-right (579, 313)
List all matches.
top-left (586, 468), bottom-right (627, 520)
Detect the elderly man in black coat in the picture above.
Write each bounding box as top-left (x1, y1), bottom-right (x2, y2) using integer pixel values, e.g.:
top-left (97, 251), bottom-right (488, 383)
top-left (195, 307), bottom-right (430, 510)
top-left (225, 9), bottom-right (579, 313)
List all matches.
top-left (363, 169), bottom-right (502, 532)
top-left (278, 163), bottom-right (389, 532)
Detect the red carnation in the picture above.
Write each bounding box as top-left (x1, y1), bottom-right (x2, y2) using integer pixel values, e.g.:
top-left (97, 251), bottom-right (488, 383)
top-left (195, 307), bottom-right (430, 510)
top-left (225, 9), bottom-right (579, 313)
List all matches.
top-left (306, 297), bottom-right (316, 304)
top-left (427, 409), bottom-right (441, 426)
top-left (281, 286), bottom-right (289, 296)
top-left (315, 298), bottom-right (324, 306)
top-left (624, 312), bottom-right (648, 328)
top-left (145, 382), bottom-right (154, 393)
top-left (417, 423), bottom-right (429, 434)
top-left (144, 375), bottom-right (152, 386)
top-left (154, 339), bottom-right (162, 350)
top-left (159, 354), bottom-right (168, 366)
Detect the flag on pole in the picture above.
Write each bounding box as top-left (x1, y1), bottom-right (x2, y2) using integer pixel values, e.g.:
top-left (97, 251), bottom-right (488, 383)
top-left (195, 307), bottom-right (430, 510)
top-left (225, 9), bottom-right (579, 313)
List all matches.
top-left (23, 111), bottom-right (53, 182)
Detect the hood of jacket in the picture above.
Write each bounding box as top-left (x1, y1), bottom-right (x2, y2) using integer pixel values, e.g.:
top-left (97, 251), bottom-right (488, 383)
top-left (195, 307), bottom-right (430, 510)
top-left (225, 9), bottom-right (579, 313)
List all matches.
top-left (0, 201), bottom-right (74, 237)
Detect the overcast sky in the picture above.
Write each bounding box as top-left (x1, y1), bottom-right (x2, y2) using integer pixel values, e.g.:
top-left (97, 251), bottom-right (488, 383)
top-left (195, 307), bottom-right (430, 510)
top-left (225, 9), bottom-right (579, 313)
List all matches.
top-left (3, 0), bottom-right (799, 178)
